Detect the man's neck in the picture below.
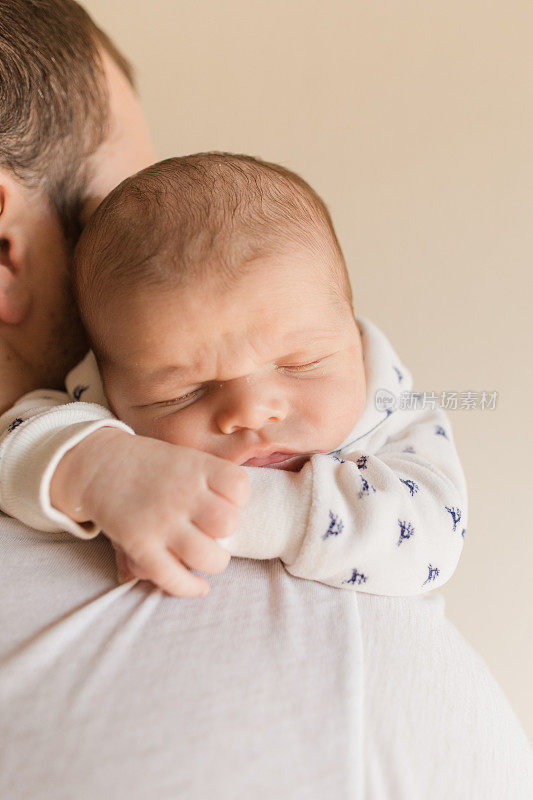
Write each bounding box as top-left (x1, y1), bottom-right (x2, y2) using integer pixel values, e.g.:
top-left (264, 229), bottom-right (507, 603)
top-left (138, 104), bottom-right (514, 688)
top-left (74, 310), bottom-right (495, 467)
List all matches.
top-left (0, 340), bottom-right (44, 414)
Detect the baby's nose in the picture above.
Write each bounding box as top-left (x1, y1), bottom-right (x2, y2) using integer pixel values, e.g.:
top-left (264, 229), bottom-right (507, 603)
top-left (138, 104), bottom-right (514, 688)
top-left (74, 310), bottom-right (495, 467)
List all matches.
top-left (215, 381), bottom-right (287, 434)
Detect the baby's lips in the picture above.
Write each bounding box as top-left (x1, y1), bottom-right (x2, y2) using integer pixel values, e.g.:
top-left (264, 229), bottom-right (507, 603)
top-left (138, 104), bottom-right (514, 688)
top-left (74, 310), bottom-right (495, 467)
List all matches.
top-left (242, 451), bottom-right (300, 467)
top-left (244, 452), bottom-right (312, 472)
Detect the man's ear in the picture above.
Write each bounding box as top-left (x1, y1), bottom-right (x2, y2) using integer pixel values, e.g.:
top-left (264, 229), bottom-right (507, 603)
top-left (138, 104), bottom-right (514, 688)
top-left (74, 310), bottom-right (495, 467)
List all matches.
top-left (0, 183), bottom-right (32, 325)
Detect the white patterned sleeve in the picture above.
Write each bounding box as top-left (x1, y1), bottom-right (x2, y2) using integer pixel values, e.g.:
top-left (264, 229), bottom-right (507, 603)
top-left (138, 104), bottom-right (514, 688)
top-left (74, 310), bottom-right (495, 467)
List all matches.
top-left (0, 389), bottom-right (133, 538)
top-left (223, 405), bottom-right (467, 596)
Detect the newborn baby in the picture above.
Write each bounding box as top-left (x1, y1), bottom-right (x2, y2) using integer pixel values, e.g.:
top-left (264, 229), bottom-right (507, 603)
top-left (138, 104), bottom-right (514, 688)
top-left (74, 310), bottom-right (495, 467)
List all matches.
top-left (0, 153), bottom-right (467, 597)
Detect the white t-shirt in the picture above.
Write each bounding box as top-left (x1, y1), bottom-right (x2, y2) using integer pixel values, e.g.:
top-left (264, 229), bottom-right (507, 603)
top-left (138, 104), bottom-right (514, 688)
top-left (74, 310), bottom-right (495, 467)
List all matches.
top-left (1, 513), bottom-right (532, 799)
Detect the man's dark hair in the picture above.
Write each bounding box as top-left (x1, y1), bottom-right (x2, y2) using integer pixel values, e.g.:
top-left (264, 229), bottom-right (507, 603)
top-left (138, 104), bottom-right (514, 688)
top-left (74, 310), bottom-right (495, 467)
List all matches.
top-left (74, 153), bottom-right (353, 358)
top-left (0, 0), bottom-right (134, 243)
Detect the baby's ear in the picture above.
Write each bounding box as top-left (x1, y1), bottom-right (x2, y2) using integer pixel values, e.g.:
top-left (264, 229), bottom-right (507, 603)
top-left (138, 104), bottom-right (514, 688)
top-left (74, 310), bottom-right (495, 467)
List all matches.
top-left (0, 182), bottom-right (32, 325)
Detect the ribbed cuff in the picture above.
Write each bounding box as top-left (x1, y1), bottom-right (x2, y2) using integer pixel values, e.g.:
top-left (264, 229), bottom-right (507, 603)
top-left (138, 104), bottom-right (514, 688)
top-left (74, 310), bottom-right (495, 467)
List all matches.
top-left (38, 420), bottom-right (135, 539)
top-left (1, 404), bottom-right (134, 538)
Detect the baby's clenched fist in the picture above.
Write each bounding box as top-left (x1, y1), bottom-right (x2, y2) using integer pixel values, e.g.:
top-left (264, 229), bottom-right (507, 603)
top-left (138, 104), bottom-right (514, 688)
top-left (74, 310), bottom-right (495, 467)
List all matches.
top-left (50, 428), bottom-right (250, 597)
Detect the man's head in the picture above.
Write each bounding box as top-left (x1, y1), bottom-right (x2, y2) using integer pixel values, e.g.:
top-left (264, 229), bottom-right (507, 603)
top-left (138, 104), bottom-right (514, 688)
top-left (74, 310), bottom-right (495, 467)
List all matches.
top-left (0, 0), bottom-right (154, 401)
top-left (74, 153), bottom-right (366, 467)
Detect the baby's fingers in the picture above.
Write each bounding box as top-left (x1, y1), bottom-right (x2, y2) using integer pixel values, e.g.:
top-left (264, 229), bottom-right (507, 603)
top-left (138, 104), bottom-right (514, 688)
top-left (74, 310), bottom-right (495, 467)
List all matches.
top-left (192, 496), bottom-right (240, 540)
top-left (113, 543), bottom-right (146, 583)
top-left (176, 526), bottom-right (231, 574)
top-left (208, 463), bottom-right (250, 507)
top-left (133, 547), bottom-right (209, 598)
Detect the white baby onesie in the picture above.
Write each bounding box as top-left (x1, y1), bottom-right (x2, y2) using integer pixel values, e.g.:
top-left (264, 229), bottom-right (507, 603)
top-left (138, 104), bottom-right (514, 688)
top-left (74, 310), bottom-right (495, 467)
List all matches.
top-left (0, 316), bottom-right (467, 595)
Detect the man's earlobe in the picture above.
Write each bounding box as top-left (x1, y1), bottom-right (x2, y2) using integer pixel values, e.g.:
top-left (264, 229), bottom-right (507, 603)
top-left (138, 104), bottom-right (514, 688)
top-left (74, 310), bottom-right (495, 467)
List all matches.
top-left (0, 239), bottom-right (31, 325)
top-left (0, 184), bottom-right (31, 325)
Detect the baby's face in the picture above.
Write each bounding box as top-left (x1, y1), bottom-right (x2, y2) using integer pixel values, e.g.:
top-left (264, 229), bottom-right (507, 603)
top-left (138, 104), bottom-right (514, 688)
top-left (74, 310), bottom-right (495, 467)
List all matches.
top-left (96, 255), bottom-right (366, 470)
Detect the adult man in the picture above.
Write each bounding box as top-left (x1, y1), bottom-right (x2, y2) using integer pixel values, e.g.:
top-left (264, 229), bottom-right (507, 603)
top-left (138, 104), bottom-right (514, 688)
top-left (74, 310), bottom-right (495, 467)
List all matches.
top-left (0, 0), bottom-right (153, 410)
top-left (1, 2), bottom-right (532, 797)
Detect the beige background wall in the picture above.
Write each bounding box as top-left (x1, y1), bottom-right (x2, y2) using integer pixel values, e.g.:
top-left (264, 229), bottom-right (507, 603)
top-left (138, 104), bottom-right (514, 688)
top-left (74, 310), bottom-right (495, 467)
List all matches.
top-left (84, 0), bottom-right (533, 739)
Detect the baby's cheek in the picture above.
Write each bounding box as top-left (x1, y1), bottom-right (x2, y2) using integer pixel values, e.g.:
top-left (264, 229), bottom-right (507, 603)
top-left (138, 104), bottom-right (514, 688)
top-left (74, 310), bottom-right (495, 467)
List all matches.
top-left (145, 407), bottom-right (213, 451)
top-left (304, 376), bottom-right (364, 447)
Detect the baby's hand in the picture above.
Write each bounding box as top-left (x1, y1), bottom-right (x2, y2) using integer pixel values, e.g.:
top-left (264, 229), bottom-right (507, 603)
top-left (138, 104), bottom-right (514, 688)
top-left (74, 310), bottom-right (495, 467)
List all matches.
top-left (50, 428), bottom-right (250, 597)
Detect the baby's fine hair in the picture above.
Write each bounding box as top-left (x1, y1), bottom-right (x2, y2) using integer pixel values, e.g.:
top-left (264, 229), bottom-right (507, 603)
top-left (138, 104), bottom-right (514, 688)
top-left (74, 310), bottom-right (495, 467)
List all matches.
top-left (74, 152), bottom-right (353, 324)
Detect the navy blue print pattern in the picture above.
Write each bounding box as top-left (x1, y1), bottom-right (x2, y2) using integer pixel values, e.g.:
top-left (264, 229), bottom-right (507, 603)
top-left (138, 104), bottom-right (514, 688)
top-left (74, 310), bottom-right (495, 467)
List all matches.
top-left (343, 568), bottom-right (368, 586)
top-left (393, 365), bottom-right (404, 383)
top-left (397, 519), bottom-right (415, 546)
top-left (358, 474), bottom-right (377, 499)
top-left (7, 418), bottom-right (23, 432)
top-left (399, 478), bottom-right (419, 496)
top-left (323, 510), bottom-right (344, 540)
top-left (332, 455), bottom-right (345, 464)
top-left (422, 564), bottom-right (440, 585)
top-left (73, 384), bottom-right (89, 401)
top-left (402, 446), bottom-right (416, 454)
top-left (356, 455), bottom-right (368, 470)
top-left (461, 528), bottom-right (466, 538)
top-left (434, 425), bottom-right (448, 438)
top-left (445, 506), bottom-right (462, 531)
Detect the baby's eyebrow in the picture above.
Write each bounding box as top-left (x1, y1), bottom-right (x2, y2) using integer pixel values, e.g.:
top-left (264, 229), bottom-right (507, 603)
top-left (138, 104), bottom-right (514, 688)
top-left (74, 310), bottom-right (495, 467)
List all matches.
top-left (139, 326), bottom-right (342, 387)
top-left (145, 363), bottom-right (189, 383)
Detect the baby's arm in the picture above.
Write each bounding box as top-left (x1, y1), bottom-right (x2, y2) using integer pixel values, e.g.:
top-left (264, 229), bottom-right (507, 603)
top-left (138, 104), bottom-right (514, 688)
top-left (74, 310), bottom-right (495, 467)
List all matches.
top-left (0, 389), bottom-right (135, 536)
top-left (1, 357), bottom-right (466, 596)
top-left (225, 404), bottom-right (467, 595)
top-left (0, 391), bottom-right (249, 597)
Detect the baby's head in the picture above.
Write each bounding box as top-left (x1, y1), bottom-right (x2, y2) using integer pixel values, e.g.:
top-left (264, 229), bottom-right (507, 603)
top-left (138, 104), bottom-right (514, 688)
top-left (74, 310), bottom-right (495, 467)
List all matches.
top-left (74, 153), bottom-right (366, 469)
